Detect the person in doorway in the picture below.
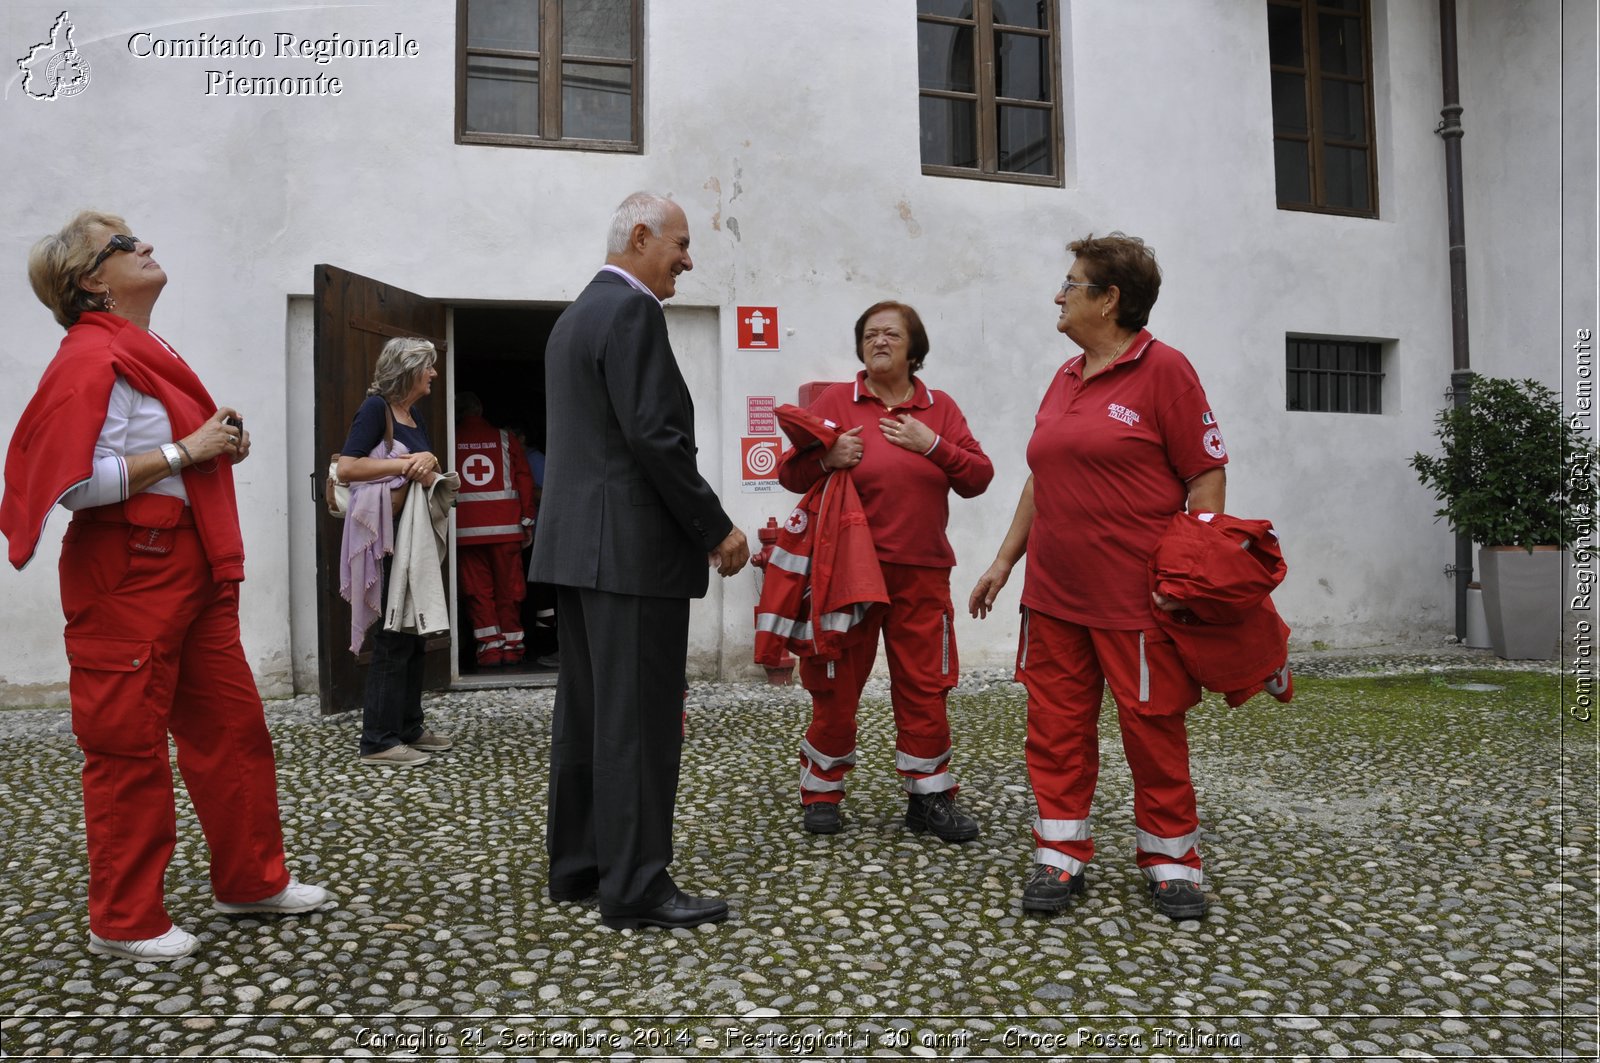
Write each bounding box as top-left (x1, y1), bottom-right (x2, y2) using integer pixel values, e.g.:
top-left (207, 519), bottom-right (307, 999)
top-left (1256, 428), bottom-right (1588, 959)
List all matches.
top-left (337, 337), bottom-right (453, 767)
top-left (455, 392), bottom-right (536, 667)
top-left (775, 301), bottom-right (993, 840)
top-left (529, 191), bottom-right (749, 930)
top-left (968, 232), bottom-right (1226, 921)
top-left (1, 211), bottom-right (332, 962)
top-left (506, 421), bottom-right (559, 668)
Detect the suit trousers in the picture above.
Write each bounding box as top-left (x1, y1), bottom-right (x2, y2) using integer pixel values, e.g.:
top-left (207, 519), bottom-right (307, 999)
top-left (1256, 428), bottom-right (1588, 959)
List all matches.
top-left (548, 585), bottom-right (689, 916)
top-left (1016, 608), bottom-right (1205, 884)
top-left (60, 514), bottom-right (290, 939)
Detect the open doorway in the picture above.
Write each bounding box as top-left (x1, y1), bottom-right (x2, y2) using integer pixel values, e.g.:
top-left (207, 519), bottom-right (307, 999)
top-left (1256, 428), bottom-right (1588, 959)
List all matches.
top-left (451, 304), bottom-right (565, 686)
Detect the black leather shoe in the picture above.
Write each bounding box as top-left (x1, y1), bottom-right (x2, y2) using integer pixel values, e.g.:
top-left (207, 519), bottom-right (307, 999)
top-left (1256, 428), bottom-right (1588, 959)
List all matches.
top-left (1021, 863), bottom-right (1085, 914)
top-left (905, 791), bottom-right (980, 842)
top-left (802, 801), bottom-right (842, 834)
top-left (601, 890), bottom-right (730, 930)
top-left (1149, 879), bottom-right (1209, 920)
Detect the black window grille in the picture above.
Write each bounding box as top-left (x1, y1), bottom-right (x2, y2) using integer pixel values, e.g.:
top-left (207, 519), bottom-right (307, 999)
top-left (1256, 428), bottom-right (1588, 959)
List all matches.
top-left (1286, 337), bottom-right (1384, 413)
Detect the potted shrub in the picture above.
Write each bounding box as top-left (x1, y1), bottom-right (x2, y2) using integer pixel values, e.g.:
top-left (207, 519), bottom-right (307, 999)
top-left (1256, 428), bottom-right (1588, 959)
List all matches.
top-left (1410, 374), bottom-right (1596, 659)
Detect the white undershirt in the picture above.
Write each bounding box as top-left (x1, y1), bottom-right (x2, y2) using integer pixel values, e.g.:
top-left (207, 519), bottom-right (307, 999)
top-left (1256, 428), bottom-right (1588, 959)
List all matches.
top-left (59, 374), bottom-right (188, 509)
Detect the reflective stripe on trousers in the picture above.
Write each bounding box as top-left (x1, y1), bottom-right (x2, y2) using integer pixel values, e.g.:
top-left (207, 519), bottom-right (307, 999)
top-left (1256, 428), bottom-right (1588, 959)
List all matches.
top-left (799, 737), bottom-right (855, 795)
top-left (896, 747), bottom-right (954, 794)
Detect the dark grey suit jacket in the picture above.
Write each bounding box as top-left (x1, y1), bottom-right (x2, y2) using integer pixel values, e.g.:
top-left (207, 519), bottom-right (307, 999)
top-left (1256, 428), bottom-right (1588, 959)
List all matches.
top-left (529, 270), bottom-right (733, 600)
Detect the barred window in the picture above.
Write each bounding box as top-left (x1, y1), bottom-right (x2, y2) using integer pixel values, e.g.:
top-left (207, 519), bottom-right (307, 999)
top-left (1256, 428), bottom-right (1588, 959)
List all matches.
top-left (1286, 337), bottom-right (1384, 413)
top-left (458, 0), bottom-right (641, 152)
top-left (917, 0), bottom-right (1063, 186)
top-left (1268, 0), bottom-right (1378, 216)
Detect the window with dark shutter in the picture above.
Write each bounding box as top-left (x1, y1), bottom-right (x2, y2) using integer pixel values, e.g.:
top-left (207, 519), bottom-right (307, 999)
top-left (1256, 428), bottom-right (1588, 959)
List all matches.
top-left (1269, 0), bottom-right (1378, 216)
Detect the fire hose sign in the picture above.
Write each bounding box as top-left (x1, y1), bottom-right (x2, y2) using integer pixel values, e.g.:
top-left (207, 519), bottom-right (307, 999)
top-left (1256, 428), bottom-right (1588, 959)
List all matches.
top-left (741, 436), bottom-right (783, 494)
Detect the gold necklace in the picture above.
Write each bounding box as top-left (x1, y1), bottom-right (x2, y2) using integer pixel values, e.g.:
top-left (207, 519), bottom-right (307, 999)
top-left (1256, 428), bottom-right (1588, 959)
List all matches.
top-left (872, 380), bottom-right (915, 407)
top-left (1085, 334), bottom-right (1136, 378)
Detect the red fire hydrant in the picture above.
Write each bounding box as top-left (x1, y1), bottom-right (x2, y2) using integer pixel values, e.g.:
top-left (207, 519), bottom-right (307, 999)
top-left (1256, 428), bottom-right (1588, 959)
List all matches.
top-left (750, 516), bottom-right (796, 685)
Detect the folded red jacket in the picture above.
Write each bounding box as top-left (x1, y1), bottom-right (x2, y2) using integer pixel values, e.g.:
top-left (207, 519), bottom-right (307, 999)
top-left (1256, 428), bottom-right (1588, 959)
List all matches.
top-left (1150, 512), bottom-right (1293, 706)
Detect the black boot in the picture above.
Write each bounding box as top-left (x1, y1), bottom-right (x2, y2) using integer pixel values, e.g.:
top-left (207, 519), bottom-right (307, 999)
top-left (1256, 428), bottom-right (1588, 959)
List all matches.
top-left (802, 801), bottom-right (842, 834)
top-left (904, 791), bottom-right (979, 842)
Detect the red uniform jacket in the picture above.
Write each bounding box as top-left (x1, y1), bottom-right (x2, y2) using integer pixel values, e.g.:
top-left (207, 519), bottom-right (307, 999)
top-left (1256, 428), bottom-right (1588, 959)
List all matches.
top-left (1149, 512), bottom-right (1293, 706)
top-left (755, 406), bottom-right (888, 666)
top-left (2, 313), bottom-right (244, 581)
top-left (454, 415), bottom-right (535, 545)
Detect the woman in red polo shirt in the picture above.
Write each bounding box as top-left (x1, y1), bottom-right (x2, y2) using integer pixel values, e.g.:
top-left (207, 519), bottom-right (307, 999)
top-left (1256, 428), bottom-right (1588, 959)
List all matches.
top-left (777, 300), bottom-right (993, 840)
top-left (969, 233), bottom-right (1227, 921)
top-left (2, 211), bottom-right (331, 961)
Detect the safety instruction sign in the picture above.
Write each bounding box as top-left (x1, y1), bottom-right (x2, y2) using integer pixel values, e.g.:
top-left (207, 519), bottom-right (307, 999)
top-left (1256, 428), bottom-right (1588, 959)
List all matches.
top-left (737, 306), bottom-right (779, 350)
top-left (747, 395), bottom-right (777, 435)
top-left (741, 436), bottom-right (783, 493)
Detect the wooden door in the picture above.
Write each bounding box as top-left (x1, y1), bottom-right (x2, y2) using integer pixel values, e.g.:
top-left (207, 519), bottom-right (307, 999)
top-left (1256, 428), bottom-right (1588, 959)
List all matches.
top-left (313, 265), bottom-right (451, 715)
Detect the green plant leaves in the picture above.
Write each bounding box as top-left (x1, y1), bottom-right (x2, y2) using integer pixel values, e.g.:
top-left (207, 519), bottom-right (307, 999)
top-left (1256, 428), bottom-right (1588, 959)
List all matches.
top-left (1409, 374), bottom-right (1597, 548)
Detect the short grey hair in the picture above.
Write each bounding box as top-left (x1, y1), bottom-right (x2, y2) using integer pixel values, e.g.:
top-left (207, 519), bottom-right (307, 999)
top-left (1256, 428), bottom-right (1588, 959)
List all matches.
top-left (606, 192), bottom-right (676, 255)
top-left (368, 337), bottom-right (437, 403)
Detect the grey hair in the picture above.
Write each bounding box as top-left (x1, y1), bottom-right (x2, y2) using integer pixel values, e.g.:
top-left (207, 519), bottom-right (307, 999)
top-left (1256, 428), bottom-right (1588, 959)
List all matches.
top-left (605, 192), bottom-right (675, 255)
top-left (368, 337), bottom-right (437, 402)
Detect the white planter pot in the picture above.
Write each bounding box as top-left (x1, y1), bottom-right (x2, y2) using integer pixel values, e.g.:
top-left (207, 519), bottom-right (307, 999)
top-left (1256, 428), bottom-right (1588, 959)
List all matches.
top-left (1478, 546), bottom-right (1564, 660)
top-left (1464, 584), bottom-right (1491, 649)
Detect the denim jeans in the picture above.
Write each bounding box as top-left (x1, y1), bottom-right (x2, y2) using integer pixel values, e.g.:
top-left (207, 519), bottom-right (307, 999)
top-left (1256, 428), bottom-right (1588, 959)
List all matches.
top-left (360, 558), bottom-right (427, 755)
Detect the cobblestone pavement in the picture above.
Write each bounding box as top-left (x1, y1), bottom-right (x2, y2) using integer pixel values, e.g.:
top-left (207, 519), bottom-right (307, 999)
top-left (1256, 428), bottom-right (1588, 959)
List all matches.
top-left (0, 646), bottom-right (1594, 1060)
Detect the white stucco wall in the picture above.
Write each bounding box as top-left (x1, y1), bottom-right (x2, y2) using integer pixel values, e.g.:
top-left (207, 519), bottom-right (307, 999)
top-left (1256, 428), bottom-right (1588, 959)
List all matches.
top-left (0, 0), bottom-right (1590, 704)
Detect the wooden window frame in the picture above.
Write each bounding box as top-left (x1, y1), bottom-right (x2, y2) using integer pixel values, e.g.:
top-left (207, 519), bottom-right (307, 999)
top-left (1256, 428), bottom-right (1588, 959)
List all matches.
top-left (1285, 336), bottom-right (1385, 414)
top-left (1269, 0), bottom-right (1378, 217)
top-left (456, 0), bottom-right (643, 153)
top-left (918, 0), bottom-right (1064, 187)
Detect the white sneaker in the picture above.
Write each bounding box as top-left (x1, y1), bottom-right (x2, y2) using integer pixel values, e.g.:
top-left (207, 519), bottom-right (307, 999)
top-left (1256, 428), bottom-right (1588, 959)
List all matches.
top-left (214, 878), bottom-right (334, 916)
top-left (88, 925), bottom-right (199, 961)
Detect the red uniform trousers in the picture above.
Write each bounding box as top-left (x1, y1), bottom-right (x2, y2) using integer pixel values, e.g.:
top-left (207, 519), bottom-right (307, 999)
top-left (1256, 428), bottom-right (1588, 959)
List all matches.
top-left (60, 511), bottom-right (289, 939)
top-left (798, 562), bottom-right (959, 804)
top-left (459, 541), bottom-right (527, 654)
top-left (1016, 607), bottom-right (1204, 884)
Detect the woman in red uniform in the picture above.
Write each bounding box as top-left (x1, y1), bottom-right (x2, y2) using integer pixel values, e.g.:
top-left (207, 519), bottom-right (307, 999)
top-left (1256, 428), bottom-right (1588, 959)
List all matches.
top-left (1, 211), bottom-right (331, 961)
top-left (777, 301), bottom-right (993, 839)
top-left (969, 233), bottom-right (1226, 920)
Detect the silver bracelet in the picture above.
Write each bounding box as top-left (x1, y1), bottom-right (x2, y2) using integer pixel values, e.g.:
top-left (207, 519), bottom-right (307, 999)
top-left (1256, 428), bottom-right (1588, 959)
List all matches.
top-left (160, 442), bottom-right (183, 477)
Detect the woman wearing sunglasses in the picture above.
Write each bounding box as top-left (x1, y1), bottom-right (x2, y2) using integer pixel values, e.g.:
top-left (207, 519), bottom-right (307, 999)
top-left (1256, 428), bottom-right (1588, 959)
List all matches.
top-left (0, 211), bottom-right (331, 961)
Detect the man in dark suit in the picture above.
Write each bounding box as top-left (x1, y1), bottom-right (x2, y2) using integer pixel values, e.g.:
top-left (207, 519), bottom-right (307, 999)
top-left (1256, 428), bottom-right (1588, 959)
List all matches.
top-left (529, 191), bottom-right (749, 930)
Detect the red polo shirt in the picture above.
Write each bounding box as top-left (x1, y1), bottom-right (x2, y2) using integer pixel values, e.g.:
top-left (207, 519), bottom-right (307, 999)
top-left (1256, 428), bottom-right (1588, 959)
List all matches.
top-left (1021, 331), bottom-right (1228, 629)
top-left (777, 372), bottom-right (993, 568)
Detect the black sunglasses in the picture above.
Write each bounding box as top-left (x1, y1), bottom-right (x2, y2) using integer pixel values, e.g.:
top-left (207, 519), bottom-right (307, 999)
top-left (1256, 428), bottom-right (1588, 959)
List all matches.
top-left (88, 234), bottom-right (138, 273)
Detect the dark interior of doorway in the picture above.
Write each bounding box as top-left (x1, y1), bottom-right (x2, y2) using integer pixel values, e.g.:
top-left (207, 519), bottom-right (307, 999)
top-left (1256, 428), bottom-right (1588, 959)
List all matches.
top-left (452, 304), bottom-right (563, 679)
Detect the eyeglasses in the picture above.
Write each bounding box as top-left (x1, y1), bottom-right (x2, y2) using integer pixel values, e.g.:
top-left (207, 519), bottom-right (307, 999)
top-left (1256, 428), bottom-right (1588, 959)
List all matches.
top-left (88, 234), bottom-right (138, 273)
top-left (1058, 278), bottom-right (1103, 296)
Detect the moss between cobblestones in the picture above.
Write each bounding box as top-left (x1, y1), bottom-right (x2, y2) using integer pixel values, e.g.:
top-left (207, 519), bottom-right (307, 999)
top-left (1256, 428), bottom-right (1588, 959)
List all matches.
top-left (0, 663), bottom-right (1593, 1059)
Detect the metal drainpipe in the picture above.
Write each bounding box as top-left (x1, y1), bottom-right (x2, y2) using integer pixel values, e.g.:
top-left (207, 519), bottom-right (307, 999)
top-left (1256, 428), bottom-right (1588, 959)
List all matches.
top-left (1438, 0), bottom-right (1473, 639)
